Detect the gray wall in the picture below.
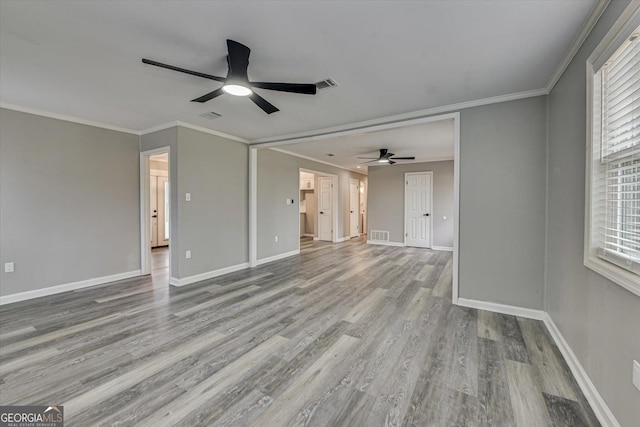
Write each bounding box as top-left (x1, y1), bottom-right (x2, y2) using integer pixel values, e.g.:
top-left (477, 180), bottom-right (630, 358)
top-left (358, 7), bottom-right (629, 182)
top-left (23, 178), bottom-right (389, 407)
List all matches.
top-left (0, 108), bottom-right (140, 296)
top-left (546, 1), bottom-right (640, 425)
top-left (257, 149), bottom-right (366, 260)
top-left (141, 127), bottom-right (179, 279)
top-left (459, 96), bottom-right (547, 309)
top-left (367, 161), bottom-right (454, 247)
top-left (176, 127), bottom-right (248, 278)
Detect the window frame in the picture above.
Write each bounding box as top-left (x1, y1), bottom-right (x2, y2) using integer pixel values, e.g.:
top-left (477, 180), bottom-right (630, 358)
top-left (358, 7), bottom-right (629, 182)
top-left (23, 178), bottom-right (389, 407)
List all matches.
top-left (584, 2), bottom-right (640, 297)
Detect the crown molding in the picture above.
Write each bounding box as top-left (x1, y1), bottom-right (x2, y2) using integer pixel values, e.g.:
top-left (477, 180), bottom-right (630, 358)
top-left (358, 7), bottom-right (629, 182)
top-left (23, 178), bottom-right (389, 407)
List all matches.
top-left (139, 120), bottom-right (248, 143)
top-left (250, 89), bottom-right (546, 146)
top-left (269, 147), bottom-right (367, 175)
top-left (0, 102), bottom-right (138, 135)
top-left (545, 0), bottom-right (610, 93)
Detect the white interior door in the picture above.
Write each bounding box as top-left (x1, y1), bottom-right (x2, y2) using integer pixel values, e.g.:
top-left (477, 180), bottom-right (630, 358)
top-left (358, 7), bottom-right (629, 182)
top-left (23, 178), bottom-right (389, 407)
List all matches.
top-left (150, 176), bottom-right (158, 247)
top-left (318, 177), bottom-right (333, 241)
top-left (405, 172), bottom-right (432, 248)
top-left (349, 179), bottom-right (359, 238)
top-left (157, 176), bottom-right (170, 246)
top-left (360, 180), bottom-right (367, 235)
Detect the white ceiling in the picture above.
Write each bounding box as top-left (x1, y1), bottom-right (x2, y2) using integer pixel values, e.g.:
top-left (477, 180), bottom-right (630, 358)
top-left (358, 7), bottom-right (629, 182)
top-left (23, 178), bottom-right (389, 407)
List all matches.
top-left (0, 0), bottom-right (597, 142)
top-left (277, 118), bottom-right (454, 173)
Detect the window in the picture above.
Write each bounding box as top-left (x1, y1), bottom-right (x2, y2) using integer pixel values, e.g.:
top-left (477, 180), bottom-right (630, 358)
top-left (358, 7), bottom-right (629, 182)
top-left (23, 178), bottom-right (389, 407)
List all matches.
top-left (586, 8), bottom-right (640, 296)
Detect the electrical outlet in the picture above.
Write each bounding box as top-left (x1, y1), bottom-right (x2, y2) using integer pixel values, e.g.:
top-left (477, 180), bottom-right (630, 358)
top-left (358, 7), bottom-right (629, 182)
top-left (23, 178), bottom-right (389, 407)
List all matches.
top-left (633, 360), bottom-right (640, 392)
top-left (4, 262), bottom-right (14, 273)
top-left (274, 235), bottom-right (278, 242)
top-left (185, 250), bottom-right (191, 259)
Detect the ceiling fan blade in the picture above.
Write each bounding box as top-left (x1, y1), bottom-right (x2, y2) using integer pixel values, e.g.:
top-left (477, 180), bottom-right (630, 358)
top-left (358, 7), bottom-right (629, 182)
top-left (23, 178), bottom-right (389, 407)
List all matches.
top-left (388, 160), bottom-right (396, 165)
top-left (191, 88), bottom-right (225, 103)
top-left (363, 159), bottom-right (384, 164)
top-left (356, 157), bottom-right (379, 159)
top-left (389, 156), bottom-right (416, 160)
top-left (227, 39), bottom-right (250, 80)
top-left (249, 82), bottom-right (317, 95)
top-left (249, 92), bottom-right (279, 114)
top-left (142, 59), bottom-right (225, 82)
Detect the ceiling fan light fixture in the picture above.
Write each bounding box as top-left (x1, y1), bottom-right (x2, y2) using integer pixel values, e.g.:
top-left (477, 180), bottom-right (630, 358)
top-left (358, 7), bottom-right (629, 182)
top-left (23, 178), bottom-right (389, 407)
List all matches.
top-left (378, 159), bottom-right (389, 163)
top-left (222, 83), bottom-right (252, 97)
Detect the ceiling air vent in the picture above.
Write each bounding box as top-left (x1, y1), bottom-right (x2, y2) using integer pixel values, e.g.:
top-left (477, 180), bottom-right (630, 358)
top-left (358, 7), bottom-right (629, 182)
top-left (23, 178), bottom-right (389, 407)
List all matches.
top-left (315, 77), bottom-right (339, 90)
top-left (199, 111), bottom-right (221, 120)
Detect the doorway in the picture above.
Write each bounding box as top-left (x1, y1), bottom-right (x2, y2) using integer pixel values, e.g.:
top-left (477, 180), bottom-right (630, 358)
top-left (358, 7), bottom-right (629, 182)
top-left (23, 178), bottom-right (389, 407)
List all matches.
top-left (140, 147), bottom-right (171, 281)
top-left (298, 168), bottom-right (338, 246)
top-left (349, 178), bottom-right (360, 238)
top-left (404, 171), bottom-right (433, 248)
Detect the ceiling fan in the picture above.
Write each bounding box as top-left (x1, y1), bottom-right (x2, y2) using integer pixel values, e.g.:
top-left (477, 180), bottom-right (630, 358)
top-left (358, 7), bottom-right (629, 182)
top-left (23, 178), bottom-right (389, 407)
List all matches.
top-left (141, 39), bottom-right (317, 114)
top-left (357, 149), bottom-right (416, 165)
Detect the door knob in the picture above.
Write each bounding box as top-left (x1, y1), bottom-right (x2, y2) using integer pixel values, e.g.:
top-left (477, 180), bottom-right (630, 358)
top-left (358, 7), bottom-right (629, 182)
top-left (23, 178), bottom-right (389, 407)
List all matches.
top-left (350, 210), bottom-right (354, 213)
top-left (320, 211), bottom-right (324, 214)
top-left (423, 213), bottom-right (430, 216)
top-left (152, 215), bottom-right (157, 218)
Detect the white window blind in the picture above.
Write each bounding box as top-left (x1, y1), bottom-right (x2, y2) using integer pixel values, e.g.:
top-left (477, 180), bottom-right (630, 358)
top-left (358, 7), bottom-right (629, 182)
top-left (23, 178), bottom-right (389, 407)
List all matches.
top-left (595, 26), bottom-right (640, 274)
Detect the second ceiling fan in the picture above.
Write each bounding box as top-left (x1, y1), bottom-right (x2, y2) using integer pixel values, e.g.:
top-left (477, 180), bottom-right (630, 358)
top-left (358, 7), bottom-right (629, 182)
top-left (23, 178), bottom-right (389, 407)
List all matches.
top-left (357, 149), bottom-right (415, 165)
top-left (142, 39), bottom-right (317, 114)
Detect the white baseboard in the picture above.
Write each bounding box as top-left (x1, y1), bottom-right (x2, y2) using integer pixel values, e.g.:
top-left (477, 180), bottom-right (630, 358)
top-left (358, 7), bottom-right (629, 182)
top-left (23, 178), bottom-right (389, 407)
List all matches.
top-left (366, 240), bottom-right (405, 247)
top-left (334, 237), bottom-right (348, 243)
top-left (0, 270), bottom-right (141, 305)
top-left (456, 297), bottom-right (546, 320)
top-left (432, 245), bottom-right (454, 252)
top-left (171, 263), bottom-right (249, 287)
top-left (542, 314), bottom-right (620, 427)
top-left (256, 250), bottom-right (300, 266)
top-left (454, 297), bottom-right (619, 427)
top-left (302, 234), bottom-right (314, 237)
top-left (313, 237), bottom-right (320, 241)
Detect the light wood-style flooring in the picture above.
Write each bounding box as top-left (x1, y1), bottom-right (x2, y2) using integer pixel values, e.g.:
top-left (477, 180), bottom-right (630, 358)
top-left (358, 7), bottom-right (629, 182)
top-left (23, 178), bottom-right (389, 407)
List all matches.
top-left (0, 237), bottom-right (598, 426)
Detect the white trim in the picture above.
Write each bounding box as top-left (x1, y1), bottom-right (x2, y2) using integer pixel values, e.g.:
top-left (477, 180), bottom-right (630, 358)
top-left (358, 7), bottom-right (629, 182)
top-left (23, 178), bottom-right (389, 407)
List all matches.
top-left (274, 148), bottom-right (365, 174)
top-left (587, 1), bottom-right (640, 71)
top-left (349, 177), bottom-right (361, 238)
top-left (302, 233), bottom-right (315, 237)
top-left (366, 240), bottom-right (405, 247)
top-left (313, 237), bottom-right (320, 241)
top-left (255, 250), bottom-right (300, 266)
top-left (403, 171), bottom-right (434, 249)
top-left (249, 148), bottom-right (258, 267)
top-left (543, 313), bottom-right (621, 427)
top-left (250, 93), bottom-right (542, 146)
top-left (545, 0), bottom-right (611, 93)
top-left (0, 270), bottom-right (141, 305)
top-left (0, 102), bottom-right (138, 135)
top-left (170, 262), bottom-right (249, 287)
top-left (452, 112), bottom-right (460, 304)
top-left (138, 120), bottom-right (248, 143)
top-left (432, 246), bottom-right (454, 252)
top-left (456, 298), bottom-right (546, 320)
top-left (335, 237), bottom-right (349, 243)
top-left (584, 256), bottom-right (640, 297)
top-left (169, 277), bottom-right (180, 286)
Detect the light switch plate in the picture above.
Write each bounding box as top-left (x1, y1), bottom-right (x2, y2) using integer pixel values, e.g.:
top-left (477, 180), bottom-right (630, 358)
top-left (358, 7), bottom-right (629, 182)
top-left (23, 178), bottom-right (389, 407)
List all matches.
top-left (633, 360), bottom-right (640, 392)
top-left (185, 250), bottom-right (191, 259)
top-left (4, 262), bottom-right (14, 273)
top-left (186, 193), bottom-right (191, 201)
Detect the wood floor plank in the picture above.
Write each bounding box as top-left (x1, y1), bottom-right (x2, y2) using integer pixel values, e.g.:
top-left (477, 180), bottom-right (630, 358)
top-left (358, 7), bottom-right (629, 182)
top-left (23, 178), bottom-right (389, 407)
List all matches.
top-left (0, 240), bottom-right (598, 426)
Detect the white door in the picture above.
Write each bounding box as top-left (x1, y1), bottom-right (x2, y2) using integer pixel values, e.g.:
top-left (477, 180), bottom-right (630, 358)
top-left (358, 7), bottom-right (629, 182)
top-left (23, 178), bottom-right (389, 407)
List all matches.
top-left (405, 172), bottom-right (432, 248)
top-left (157, 176), bottom-right (170, 246)
top-left (349, 179), bottom-right (359, 238)
top-left (150, 176), bottom-right (158, 247)
top-left (318, 177), bottom-right (333, 241)
top-left (360, 180), bottom-right (367, 235)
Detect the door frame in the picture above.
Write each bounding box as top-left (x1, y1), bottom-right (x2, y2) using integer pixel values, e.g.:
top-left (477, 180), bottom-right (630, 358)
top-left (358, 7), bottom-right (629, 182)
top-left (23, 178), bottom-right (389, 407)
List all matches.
top-left (404, 171), bottom-right (433, 248)
top-left (298, 168), bottom-right (339, 251)
top-left (140, 147), bottom-right (171, 279)
top-left (249, 111), bottom-right (459, 305)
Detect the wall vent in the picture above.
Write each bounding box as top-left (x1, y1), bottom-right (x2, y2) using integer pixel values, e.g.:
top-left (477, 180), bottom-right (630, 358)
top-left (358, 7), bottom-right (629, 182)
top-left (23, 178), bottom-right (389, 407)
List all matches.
top-left (369, 230), bottom-right (390, 242)
top-left (315, 77), bottom-right (339, 90)
top-left (199, 111), bottom-right (221, 120)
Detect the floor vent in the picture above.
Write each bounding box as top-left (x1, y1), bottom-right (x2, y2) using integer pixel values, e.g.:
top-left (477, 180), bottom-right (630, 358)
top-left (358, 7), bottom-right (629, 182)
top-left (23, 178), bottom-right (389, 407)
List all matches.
top-left (315, 77), bottom-right (339, 90)
top-left (369, 230), bottom-right (390, 242)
